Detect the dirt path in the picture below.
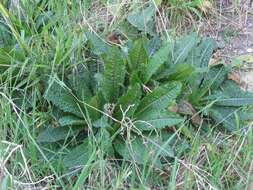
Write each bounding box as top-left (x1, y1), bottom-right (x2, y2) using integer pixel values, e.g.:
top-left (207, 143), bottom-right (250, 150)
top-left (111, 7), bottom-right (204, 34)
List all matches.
top-left (200, 1), bottom-right (253, 91)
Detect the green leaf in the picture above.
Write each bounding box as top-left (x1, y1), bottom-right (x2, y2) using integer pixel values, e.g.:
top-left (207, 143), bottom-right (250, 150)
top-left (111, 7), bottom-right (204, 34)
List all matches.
top-left (142, 43), bottom-right (172, 83)
top-left (127, 5), bottom-right (156, 34)
top-left (93, 116), bottom-right (111, 129)
top-left (101, 47), bottom-right (126, 102)
top-left (37, 126), bottom-right (81, 143)
top-left (86, 92), bottom-right (105, 121)
top-left (114, 136), bottom-right (162, 168)
top-left (135, 110), bottom-right (183, 130)
top-left (67, 68), bottom-right (93, 102)
top-left (189, 66), bottom-right (229, 105)
top-left (58, 115), bottom-right (85, 126)
top-left (208, 106), bottom-right (241, 131)
top-left (129, 71), bottom-right (142, 86)
top-left (209, 105), bottom-right (253, 132)
top-left (207, 81), bottom-right (253, 107)
top-left (173, 33), bottom-right (199, 65)
top-left (156, 63), bottom-right (195, 81)
top-left (186, 37), bottom-right (217, 68)
top-left (146, 36), bottom-right (161, 56)
top-left (168, 64), bottom-right (195, 81)
top-left (63, 139), bottom-right (93, 168)
top-left (114, 84), bottom-right (142, 119)
top-left (153, 0), bottom-right (162, 5)
top-left (0, 47), bottom-right (25, 65)
top-left (44, 79), bottom-right (83, 117)
top-left (85, 31), bottom-right (109, 55)
top-left (135, 81), bottom-right (182, 116)
top-left (128, 38), bottom-right (148, 71)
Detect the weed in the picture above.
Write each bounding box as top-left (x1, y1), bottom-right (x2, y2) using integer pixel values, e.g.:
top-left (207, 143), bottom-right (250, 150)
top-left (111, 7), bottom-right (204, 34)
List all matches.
top-left (0, 1), bottom-right (253, 189)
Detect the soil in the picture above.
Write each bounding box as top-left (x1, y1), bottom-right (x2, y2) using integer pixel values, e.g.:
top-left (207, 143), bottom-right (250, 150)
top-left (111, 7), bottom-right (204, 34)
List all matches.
top-left (200, 0), bottom-right (253, 91)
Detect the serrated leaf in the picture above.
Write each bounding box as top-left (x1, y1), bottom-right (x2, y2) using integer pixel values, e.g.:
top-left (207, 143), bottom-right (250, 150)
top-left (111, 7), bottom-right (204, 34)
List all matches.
top-left (129, 70), bottom-right (142, 86)
top-left (209, 104), bottom-right (253, 132)
top-left (142, 43), bottom-right (172, 83)
top-left (128, 38), bottom-right (148, 71)
top-left (58, 115), bottom-right (85, 126)
top-left (135, 110), bottom-right (183, 130)
top-left (168, 64), bottom-right (195, 81)
top-left (63, 139), bottom-right (93, 168)
top-left (135, 81), bottom-right (182, 116)
top-left (37, 126), bottom-right (81, 143)
top-left (101, 47), bottom-right (126, 103)
top-left (44, 79), bottom-right (83, 117)
top-left (200, 65), bottom-right (229, 90)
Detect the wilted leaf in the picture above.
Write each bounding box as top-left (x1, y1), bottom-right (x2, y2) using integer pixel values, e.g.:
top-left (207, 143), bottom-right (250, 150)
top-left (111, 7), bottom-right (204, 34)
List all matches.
top-left (228, 71), bottom-right (244, 86)
top-left (177, 101), bottom-right (202, 125)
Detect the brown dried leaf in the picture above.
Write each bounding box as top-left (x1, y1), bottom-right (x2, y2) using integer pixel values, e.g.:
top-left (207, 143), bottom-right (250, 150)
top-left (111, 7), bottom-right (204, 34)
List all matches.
top-left (209, 50), bottom-right (222, 66)
top-left (228, 72), bottom-right (242, 85)
top-left (198, 0), bottom-right (213, 14)
top-left (107, 33), bottom-right (122, 45)
top-left (178, 101), bottom-right (202, 125)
